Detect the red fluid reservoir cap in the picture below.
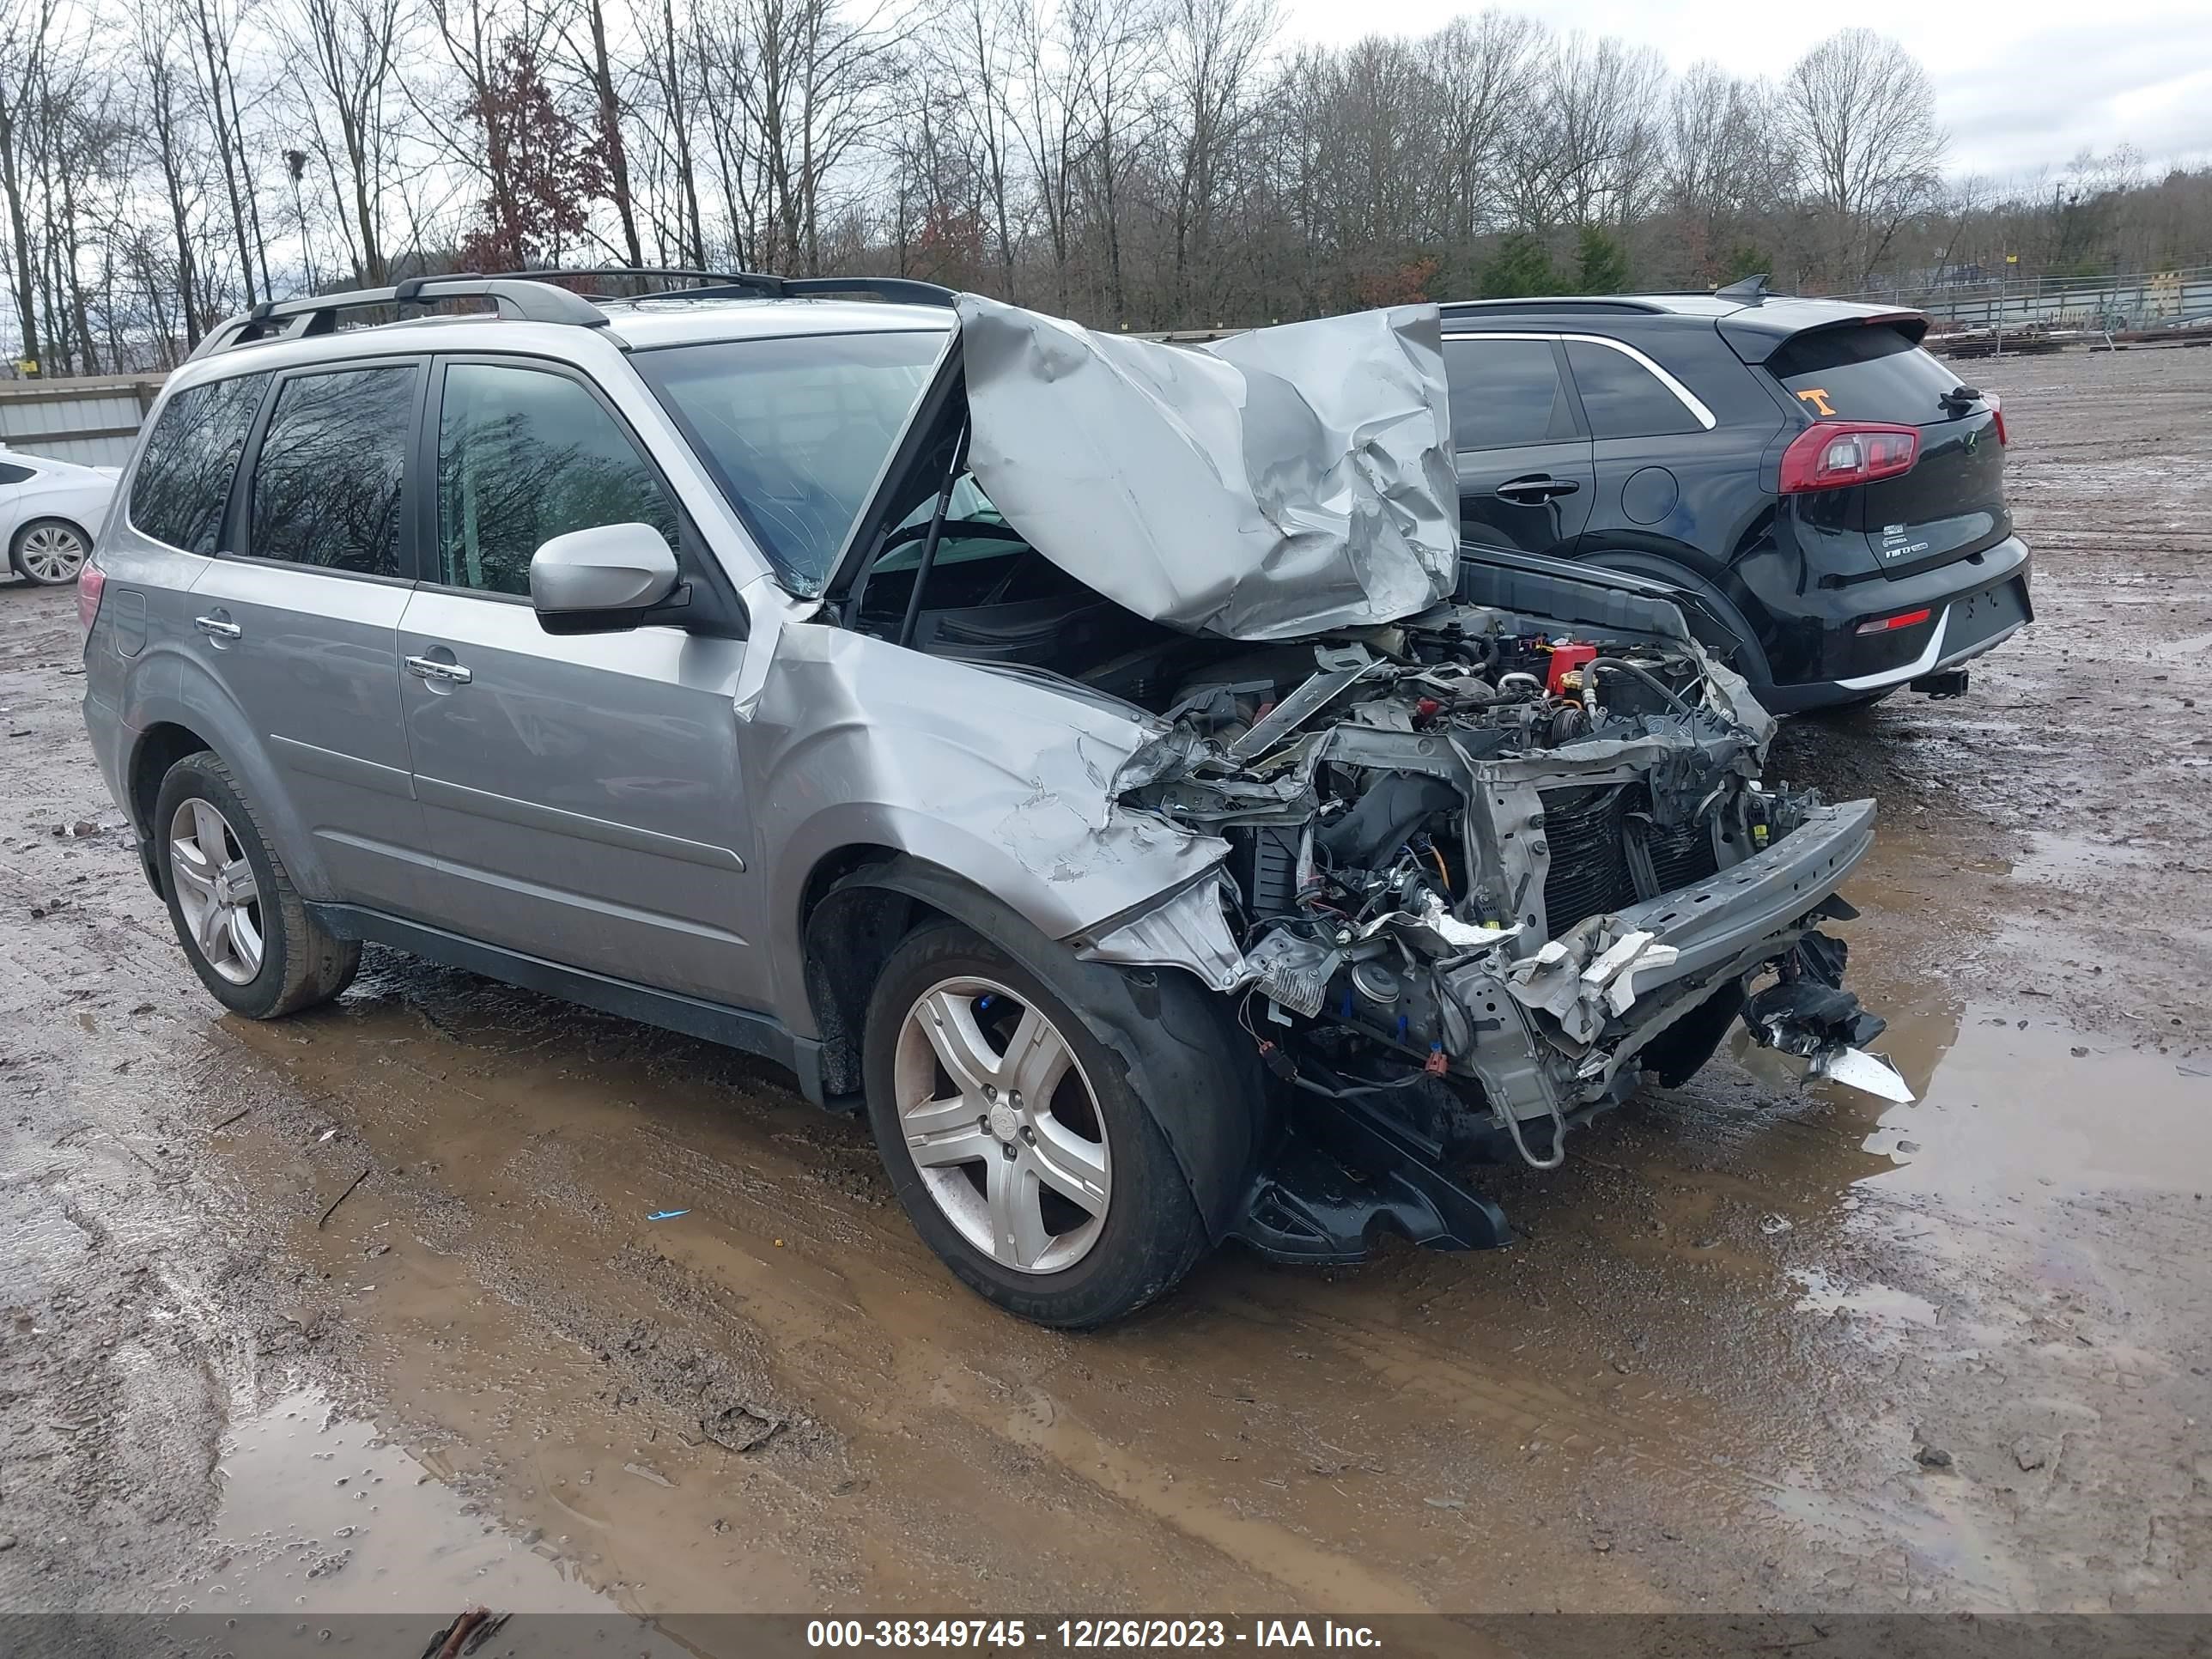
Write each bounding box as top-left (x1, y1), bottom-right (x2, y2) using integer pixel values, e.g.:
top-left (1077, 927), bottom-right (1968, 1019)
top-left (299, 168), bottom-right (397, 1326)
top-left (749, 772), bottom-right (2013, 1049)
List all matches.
top-left (1547, 643), bottom-right (1598, 695)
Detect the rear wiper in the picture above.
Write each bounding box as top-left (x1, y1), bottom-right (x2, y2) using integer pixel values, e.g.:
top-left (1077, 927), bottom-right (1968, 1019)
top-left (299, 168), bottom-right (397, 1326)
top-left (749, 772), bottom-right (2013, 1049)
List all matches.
top-left (1939, 384), bottom-right (1982, 415)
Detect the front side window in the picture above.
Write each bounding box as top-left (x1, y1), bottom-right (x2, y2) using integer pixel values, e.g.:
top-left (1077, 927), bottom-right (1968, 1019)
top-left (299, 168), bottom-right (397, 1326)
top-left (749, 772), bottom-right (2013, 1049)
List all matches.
top-left (247, 365), bottom-right (416, 577)
top-left (632, 330), bottom-right (946, 594)
top-left (129, 373), bottom-right (267, 553)
top-left (1442, 337), bottom-right (1578, 451)
top-left (437, 363), bottom-right (678, 597)
top-left (1565, 340), bottom-right (1703, 440)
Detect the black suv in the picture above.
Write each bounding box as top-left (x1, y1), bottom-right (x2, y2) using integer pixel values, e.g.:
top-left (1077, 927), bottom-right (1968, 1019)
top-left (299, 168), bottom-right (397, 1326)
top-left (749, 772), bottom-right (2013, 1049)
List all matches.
top-left (1437, 288), bottom-right (2031, 712)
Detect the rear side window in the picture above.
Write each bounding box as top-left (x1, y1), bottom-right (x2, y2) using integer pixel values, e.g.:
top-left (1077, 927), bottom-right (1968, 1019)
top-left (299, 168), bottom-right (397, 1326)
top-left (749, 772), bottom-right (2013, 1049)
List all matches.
top-left (246, 365), bottom-right (417, 577)
top-left (1565, 341), bottom-right (1703, 439)
top-left (0, 461), bottom-right (34, 486)
top-left (436, 362), bottom-right (678, 597)
top-left (1767, 325), bottom-right (1960, 424)
top-left (129, 374), bottom-right (266, 553)
top-left (1442, 337), bottom-right (1577, 450)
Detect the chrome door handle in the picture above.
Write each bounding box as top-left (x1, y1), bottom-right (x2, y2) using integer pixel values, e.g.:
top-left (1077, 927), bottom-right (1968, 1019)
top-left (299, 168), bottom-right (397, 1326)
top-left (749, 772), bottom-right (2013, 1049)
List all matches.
top-left (193, 616), bottom-right (242, 640)
top-left (405, 655), bottom-right (472, 685)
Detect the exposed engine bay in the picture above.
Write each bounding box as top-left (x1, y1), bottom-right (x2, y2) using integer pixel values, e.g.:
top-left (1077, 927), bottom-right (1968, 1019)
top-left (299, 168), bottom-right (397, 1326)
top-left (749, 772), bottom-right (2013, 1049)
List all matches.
top-left (1091, 595), bottom-right (1907, 1188)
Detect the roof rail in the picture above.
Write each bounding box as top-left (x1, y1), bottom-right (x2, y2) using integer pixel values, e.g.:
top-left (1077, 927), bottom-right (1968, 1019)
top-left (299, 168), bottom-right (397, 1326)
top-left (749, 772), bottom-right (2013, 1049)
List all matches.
top-left (189, 275), bottom-right (611, 360)
top-left (1437, 296), bottom-right (1666, 315)
top-left (521, 267), bottom-right (957, 308)
top-left (187, 268), bottom-right (960, 362)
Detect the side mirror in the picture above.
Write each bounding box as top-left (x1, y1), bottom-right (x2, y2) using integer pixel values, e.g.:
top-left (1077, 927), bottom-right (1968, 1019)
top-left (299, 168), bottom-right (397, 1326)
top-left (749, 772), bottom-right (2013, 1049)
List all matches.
top-left (528, 523), bottom-right (682, 633)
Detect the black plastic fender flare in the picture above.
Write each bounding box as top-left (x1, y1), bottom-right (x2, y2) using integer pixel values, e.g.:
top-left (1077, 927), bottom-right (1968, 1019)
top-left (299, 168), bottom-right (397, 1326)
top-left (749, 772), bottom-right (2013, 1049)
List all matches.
top-left (817, 855), bottom-right (1267, 1245)
top-left (1578, 549), bottom-right (1774, 689)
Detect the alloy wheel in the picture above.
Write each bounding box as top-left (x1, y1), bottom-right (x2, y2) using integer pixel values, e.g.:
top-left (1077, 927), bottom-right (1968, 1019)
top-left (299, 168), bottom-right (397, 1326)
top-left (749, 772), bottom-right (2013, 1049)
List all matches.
top-left (17, 522), bottom-right (88, 583)
top-left (168, 799), bottom-right (264, 985)
top-left (892, 975), bottom-right (1112, 1273)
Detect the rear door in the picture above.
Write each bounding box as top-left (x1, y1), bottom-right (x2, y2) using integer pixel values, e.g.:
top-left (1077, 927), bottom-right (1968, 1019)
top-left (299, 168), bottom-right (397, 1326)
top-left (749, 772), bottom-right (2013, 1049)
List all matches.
top-left (1762, 324), bottom-right (2008, 580)
top-left (1559, 336), bottom-right (1720, 550)
top-left (187, 358), bottom-right (428, 909)
top-left (1441, 334), bottom-right (1594, 556)
top-left (396, 356), bottom-right (756, 1006)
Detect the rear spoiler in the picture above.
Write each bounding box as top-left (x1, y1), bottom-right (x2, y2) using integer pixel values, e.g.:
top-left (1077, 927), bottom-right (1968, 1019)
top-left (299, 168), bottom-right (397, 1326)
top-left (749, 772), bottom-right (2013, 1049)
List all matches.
top-left (1717, 302), bottom-right (1929, 365)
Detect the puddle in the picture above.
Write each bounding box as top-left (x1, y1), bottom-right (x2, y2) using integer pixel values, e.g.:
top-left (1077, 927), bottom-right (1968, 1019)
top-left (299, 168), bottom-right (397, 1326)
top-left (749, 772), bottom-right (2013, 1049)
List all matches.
top-left (1860, 1009), bottom-right (2211, 1202)
top-left (189, 1386), bottom-right (618, 1615)
top-left (2008, 830), bottom-right (2153, 884)
top-left (1790, 1265), bottom-right (1941, 1329)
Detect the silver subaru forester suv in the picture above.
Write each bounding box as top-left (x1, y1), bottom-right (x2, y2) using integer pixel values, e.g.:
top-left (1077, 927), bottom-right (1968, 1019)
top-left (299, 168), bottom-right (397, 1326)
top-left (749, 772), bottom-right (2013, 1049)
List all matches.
top-left (80, 271), bottom-right (1905, 1326)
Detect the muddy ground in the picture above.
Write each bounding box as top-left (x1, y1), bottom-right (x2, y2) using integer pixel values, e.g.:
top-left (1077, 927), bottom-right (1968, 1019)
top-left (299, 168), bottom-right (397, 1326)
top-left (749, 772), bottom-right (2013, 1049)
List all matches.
top-left (3, 347), bottom-right (2209, 1637)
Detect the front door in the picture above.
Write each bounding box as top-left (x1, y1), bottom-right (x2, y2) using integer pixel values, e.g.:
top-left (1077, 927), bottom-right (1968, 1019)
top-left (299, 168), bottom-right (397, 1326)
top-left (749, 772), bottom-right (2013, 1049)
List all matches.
top-left (1441, 333), bottom-right (1595, 556)
top-left (187, 360), bottom-right (428, 910)
top-left (396, 357), bottom-right (756, 1006)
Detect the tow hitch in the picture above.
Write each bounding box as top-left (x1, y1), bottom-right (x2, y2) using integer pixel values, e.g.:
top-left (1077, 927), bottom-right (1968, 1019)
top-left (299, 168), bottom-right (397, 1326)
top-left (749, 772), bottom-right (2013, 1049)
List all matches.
top-left (1912, 669), bottom-right (1971, 698)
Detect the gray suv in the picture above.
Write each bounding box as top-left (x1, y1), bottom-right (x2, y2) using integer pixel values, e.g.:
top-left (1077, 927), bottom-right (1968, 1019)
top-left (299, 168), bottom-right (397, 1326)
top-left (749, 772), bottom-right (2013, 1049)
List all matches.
top-left (80, 271), bottom-right (1905, 1326)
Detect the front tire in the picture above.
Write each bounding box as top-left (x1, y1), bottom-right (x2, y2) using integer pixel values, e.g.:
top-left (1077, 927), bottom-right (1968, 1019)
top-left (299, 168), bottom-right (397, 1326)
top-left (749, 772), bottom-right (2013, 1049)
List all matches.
top-left (11, 518), bottom-right (90, 586)
top-left (862, 920), bottom-right (1214, 1328)
top-left (154, 751), bottom-right (360, 1018)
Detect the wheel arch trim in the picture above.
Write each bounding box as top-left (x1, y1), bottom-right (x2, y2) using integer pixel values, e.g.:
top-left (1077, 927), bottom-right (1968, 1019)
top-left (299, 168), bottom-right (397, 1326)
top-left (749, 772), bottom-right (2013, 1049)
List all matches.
top-left (124, 663), bottom-right (334, 899)
top-left (810, 854), bottom-right (1265, 1243)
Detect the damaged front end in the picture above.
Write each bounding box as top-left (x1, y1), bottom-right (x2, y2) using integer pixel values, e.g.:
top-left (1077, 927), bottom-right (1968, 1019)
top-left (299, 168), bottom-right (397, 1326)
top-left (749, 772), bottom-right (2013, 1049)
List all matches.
top-left (1087, 600), bottom-right (1907, 1264)
top-left (828, 294), bottom-right (1904, 1268)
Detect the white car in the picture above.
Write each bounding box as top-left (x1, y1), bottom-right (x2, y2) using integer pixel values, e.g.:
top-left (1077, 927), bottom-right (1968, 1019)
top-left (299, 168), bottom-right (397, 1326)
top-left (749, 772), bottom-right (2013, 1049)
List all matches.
top-left (2, 447), bottom-right (118, 585)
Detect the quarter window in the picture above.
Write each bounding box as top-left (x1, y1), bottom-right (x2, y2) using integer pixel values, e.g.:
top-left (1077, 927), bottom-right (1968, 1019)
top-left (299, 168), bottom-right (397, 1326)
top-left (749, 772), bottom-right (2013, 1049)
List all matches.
top-left (129, 374), bottom-right (267, 553)
top-left (247, 366), bottom-right (416, 577)
top-left (435, 363), bottom-right (678, 597)
top-left (1442, 338), bottom-right (1577, 450)
top-left (1564, 340), bottom-right (1703, 439)
top-left (0, 461), bottom-right (34, 486)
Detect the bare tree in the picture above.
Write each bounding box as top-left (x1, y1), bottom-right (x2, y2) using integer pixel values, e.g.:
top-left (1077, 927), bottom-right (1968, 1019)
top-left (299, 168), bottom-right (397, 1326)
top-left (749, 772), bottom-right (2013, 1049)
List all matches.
top-left (1429, 10), bottom-right (1540, 252)
top-left (1662, 62), bottom-right (1783, 283)
top-left (0, 0), bottom-right (58, 366)
top-left (3, 0), bottom-right (2207, 375)
top-left (1783, 27), bottom-right (1947, 288)
top-left (281, 0), bottom-right (404, 286)
top-left (566, 0), bottom-right (645, 268)
top-left (184, 0), bottom-right (272, 303)
top-left (1160, 0), bottom-right (1276, 323)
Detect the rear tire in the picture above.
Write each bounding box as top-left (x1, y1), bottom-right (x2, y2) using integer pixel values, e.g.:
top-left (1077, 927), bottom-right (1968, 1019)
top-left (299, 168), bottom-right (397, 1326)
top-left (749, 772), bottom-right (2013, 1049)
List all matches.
top-left (154, 751), bottom-right (360, 1019)
top-left (11, 518), bottom-right (90, 586)
top-left (862, 920), bottom-right (1215, 1328)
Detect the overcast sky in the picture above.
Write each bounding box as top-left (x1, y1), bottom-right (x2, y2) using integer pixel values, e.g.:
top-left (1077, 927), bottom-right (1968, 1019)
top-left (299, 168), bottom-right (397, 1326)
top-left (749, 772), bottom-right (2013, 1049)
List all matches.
top-left (1279, 0), bottom-right (2212, 180)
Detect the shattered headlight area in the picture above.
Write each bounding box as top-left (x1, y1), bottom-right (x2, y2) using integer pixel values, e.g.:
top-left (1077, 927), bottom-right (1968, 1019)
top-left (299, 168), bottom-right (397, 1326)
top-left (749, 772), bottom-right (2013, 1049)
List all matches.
top-left (1100, 603), bottom-right (1907, 1262)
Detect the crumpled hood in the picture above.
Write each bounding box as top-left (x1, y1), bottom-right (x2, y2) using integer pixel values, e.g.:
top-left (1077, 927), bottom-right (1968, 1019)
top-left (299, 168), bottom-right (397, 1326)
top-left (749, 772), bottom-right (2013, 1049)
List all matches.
top-left (957, 295), bottom-right (1460, 642)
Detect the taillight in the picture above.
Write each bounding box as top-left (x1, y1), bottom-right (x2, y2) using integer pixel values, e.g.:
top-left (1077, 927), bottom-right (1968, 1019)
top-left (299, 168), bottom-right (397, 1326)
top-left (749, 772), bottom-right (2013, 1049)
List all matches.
top-left (1778, 422), bottom-right (1920, 493)
top-left (1856, 606), bottom-right (1932, 635)
top-left (1988, 392), bottom-right (2007, 447)
top-left (77, 561), bottom-right (106, 634)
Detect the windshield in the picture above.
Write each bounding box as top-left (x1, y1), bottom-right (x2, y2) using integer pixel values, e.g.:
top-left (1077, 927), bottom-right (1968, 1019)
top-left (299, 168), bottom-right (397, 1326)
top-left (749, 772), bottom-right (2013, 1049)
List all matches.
top-left (632, 329), bottom-right (947, 594)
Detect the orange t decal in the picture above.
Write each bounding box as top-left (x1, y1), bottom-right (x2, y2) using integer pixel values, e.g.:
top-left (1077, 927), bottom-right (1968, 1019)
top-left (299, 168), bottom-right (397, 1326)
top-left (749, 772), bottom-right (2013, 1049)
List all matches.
top-left (1796, 386), bottom-right (1836, 417)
